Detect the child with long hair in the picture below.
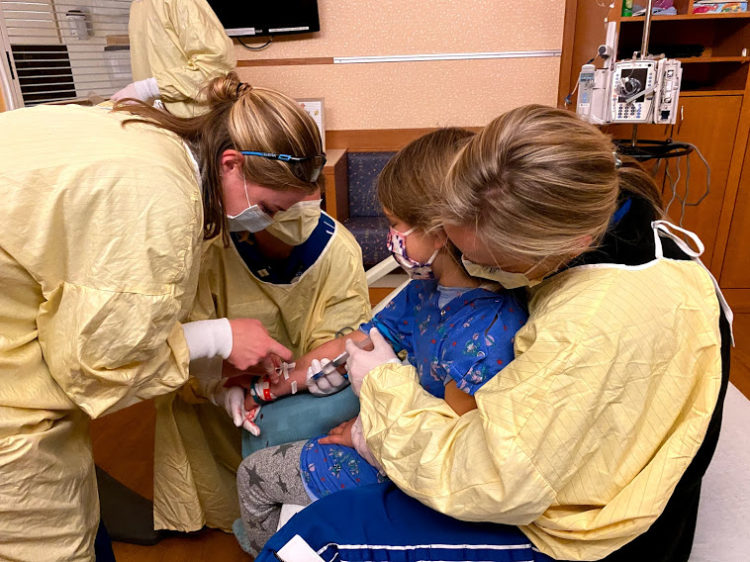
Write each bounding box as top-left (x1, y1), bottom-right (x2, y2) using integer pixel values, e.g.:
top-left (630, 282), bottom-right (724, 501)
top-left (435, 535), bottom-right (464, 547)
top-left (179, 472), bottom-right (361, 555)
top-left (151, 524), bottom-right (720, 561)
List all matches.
top-left (234, 128), bottom-right (528, 556)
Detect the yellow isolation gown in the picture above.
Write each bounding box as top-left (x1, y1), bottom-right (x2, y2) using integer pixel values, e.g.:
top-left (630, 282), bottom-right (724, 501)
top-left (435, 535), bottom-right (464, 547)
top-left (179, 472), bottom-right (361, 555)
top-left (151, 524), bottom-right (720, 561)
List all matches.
top-left (129, 0), bottom-right (236, 118)
top-left (0, 104), bottom-right (203, 560)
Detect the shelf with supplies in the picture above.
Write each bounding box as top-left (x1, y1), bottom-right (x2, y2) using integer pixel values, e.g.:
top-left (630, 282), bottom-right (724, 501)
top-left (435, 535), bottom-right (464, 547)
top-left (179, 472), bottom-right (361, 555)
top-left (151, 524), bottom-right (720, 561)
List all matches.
top-left (619, 13), bottom-right (750, 21)
top-left (615, 12), bottom-right (750, 90)
top-left (618, 0), bottom-right (750, 19)
top-left (617, 19), bottom-right (749, 61)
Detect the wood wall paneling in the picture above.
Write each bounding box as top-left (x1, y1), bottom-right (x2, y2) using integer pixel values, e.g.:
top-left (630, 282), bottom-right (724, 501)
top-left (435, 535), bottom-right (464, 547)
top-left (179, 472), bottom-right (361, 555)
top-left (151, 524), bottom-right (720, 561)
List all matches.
top-left (322, 148), bottom-right (348, 220)
top-left (663, 95), bottom-right (742, 270)
top-left (557, 0), bottom-right (578, 107)
top-left (711, 72), bottom-right (750, 276)
top-left (719, 135), bottom-right (750, 287)
top-left (724, 288), bottom-right (750, 313)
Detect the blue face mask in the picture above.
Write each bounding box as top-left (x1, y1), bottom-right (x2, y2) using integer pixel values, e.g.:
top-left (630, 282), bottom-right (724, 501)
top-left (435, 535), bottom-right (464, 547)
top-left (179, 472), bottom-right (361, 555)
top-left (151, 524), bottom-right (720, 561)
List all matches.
top-left (226, 179), bottom-right (274, 233)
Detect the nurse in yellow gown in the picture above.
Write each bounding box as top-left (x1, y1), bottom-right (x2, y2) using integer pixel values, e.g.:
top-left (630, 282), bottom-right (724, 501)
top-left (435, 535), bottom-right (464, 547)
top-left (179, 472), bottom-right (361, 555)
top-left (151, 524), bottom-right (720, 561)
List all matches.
top-left (112, 0), bottom-right (236, 118)
top-left (152, 196), bottom-right (371, 532)
top-left (0, 73), bottom-right (325, 560)
top-left (296, 105), bottom-right (733, 562)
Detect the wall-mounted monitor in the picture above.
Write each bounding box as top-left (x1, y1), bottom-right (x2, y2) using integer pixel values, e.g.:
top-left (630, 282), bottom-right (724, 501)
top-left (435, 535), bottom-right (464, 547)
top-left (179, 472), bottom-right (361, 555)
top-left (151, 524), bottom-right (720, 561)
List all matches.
top-left (208, 1), bottom-right (320, 38)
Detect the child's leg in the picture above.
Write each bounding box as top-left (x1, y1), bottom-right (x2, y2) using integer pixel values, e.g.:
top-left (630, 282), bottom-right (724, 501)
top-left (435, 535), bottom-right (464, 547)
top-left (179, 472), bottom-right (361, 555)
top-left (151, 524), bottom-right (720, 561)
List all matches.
top-left (236, 440), bottom-right (311, 556)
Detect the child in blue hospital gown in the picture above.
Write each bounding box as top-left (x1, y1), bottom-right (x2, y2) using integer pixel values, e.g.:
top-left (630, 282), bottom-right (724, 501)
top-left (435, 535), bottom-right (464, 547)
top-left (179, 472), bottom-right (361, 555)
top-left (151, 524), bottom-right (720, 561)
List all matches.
top-left (363, 282), bottom-right (525, 398)
top-left (234, 128), bottom-right (528, 556)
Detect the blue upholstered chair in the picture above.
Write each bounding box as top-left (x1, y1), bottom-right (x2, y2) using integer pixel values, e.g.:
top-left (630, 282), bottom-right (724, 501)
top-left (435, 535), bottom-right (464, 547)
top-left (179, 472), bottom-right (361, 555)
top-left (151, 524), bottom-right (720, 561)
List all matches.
top-left (342, 152), bottom-right (396, 268)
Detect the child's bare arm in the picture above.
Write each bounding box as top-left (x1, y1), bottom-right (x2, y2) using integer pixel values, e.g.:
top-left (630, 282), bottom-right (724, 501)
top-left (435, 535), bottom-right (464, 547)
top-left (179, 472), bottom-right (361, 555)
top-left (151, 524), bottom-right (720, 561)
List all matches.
top-left (243, 330), bottom-right (371, 408)
top-left (444, 380), bottom-right (477, 415)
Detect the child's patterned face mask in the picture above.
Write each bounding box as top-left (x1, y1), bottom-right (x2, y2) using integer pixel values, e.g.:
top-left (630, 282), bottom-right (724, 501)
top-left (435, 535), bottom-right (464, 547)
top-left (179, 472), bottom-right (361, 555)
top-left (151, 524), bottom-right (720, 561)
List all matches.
top-left (387, 226), bottom-right (439, 280)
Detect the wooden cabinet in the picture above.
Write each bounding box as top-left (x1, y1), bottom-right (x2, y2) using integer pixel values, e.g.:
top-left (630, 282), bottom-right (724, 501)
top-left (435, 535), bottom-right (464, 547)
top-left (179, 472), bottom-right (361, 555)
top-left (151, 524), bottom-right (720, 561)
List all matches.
top-left (607, 96), bottom-right (741, 272)
top-left (662, 95), bottom-right (742, 268)
top-left (321, 148), bottom-right (349, 221)
top-left (720, 137), bottom-right (750, 288)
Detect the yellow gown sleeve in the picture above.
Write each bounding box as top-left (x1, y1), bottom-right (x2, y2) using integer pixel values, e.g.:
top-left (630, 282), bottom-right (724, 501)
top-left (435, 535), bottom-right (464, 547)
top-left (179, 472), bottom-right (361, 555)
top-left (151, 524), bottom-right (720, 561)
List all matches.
top-left (31, 161), bottom-right (203, 418)
top-left (37, 286), bottom-right (193, 418)
top-left (156, 0), bottom-right (236, 104)
top-left (359, 363), bottom-right (555, 525)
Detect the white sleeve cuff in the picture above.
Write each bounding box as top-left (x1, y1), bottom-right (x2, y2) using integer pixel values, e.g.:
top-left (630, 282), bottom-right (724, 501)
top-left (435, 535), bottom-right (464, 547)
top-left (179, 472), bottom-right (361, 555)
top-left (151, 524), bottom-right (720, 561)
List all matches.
top-left (182, 318), bottom-right (234, 361)
top-left (133, 77), bottom-right (159, 100)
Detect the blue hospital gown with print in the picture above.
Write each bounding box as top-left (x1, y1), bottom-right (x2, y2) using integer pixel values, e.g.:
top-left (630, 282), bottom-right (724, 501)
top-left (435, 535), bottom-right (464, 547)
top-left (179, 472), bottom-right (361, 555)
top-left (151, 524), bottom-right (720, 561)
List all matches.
top-left (361, 280), bottom-right (528, 398)
top-left (299, 281), bottom-right (528, 501)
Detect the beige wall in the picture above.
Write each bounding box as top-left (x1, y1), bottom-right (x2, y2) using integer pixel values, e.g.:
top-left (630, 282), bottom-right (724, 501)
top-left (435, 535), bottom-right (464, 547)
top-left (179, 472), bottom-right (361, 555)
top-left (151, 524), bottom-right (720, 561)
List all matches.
top-left (234, 1), bottom-right (565, 130)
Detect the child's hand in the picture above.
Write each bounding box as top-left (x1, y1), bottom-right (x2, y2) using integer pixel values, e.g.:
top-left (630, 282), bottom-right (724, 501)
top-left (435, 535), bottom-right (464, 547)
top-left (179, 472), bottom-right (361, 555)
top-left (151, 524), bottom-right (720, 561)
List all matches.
top-left (318, 417), bottom-right (357, 447)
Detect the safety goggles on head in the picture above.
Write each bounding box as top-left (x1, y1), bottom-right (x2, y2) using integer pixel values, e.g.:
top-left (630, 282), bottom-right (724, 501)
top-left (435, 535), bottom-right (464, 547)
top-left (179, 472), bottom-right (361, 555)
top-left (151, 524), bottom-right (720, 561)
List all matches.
top-left (240, 151), bottom-right (327, 183)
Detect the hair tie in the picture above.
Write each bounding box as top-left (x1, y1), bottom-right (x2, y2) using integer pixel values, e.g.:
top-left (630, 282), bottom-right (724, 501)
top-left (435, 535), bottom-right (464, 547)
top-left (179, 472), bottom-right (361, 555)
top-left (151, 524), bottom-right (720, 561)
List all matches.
top-left (235, 82), bottom-right (252, 98)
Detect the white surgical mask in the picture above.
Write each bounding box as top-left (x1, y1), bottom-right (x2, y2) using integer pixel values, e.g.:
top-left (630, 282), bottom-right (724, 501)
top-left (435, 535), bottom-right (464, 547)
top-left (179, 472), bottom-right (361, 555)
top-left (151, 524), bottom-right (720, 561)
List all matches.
top-left (265, 199), bottom-right (322, 245)
top-left (226, 179), bottom-right (274, 233)
top-left (387, 226), bottom-right (439, 280)
top-left (461, 256), bottom-right (541, 289)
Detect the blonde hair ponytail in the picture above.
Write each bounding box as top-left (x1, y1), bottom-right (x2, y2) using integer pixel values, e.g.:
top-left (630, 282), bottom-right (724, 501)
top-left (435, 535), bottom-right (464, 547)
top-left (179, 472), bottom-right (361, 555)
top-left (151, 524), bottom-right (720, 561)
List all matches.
top-left (115, 72), bottom-right (323, 241)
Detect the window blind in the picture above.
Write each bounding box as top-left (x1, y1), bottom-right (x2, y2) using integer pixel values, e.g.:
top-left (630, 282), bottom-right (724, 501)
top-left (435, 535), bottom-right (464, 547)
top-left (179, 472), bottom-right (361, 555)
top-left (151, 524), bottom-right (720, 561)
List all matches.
top-left (0, 0), bottom-right (132, 107)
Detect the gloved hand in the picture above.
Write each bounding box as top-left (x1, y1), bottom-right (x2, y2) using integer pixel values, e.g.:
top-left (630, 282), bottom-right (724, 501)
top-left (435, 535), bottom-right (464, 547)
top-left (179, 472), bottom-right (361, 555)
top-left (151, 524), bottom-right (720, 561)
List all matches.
top-left (345, 328), bottom-right (399, 396)
top-left (111, 77), bottom-right (159, 102)
top-left (212, 385), bottom-right (261, 436)
top-left (305, 358), bottom-right (348, 396)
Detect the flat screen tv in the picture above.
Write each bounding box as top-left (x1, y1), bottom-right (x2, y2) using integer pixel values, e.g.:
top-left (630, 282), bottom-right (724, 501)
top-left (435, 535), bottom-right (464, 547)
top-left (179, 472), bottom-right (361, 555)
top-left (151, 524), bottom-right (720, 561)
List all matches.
top-left (209, 1), bottom-right (320, 37)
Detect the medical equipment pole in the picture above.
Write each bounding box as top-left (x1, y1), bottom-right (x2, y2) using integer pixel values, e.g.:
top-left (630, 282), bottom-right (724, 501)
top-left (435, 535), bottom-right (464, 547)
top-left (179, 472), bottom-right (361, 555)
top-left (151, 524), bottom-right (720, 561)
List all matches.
top-left (641, 0), bottom-right (654, 58)
top-left (632, 0), bottom-right (654, 147)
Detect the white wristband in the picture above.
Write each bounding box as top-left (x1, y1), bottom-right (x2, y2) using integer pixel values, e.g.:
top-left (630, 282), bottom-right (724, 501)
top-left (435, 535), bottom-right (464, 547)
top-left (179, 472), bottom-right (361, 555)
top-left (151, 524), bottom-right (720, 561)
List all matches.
top-left (133, 77), bottom-right (159, 100)
top-left (182, 318), bottom-right (233, 361)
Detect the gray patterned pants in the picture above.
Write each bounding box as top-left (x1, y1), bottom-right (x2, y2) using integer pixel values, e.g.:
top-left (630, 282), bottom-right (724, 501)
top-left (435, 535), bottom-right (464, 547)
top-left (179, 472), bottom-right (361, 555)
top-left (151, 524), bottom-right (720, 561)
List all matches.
top-left (236, 440), bottom-right (311, 556)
